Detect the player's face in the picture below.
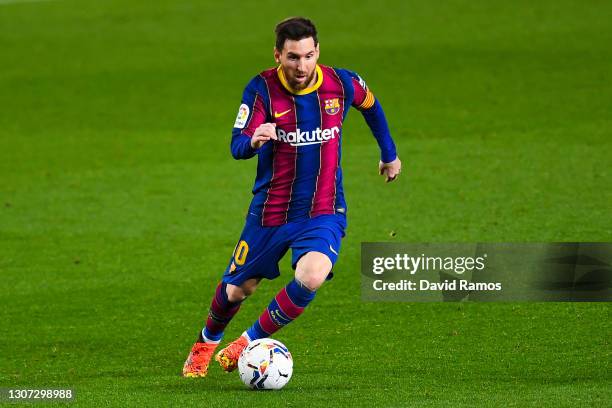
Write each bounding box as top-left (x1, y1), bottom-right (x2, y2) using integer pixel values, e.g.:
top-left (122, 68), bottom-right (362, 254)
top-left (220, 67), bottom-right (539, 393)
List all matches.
top-left (275, 37), bottom-right (319, 90)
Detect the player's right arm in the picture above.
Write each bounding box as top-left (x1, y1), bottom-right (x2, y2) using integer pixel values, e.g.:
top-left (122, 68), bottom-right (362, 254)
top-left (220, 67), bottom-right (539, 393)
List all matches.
top-left (231, 76), bottom-right (276, 159)
top-left (249, 123), bottom-right (277, 150)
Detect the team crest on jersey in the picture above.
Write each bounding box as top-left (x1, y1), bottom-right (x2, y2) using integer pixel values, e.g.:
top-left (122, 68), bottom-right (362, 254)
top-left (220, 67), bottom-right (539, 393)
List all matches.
top-left (234, 103), bottom-right (249, 129)
top-left (324, 98), bottom-right (340, 115)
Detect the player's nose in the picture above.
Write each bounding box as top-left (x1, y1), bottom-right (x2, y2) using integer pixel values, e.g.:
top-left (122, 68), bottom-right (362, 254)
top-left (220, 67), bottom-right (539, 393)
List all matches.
top-left (297, 58), bottom-right (306, 72)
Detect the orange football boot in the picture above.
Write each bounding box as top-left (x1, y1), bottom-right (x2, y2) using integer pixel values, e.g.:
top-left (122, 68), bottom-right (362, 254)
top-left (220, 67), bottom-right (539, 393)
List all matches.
top-left (215, 335), bottom-right (249, 372)
top-left (182, 342), bottom-right (219, 377)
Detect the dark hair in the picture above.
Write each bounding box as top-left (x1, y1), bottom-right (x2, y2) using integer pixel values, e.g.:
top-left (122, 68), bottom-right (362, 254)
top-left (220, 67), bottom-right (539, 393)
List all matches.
top-left (275, 17), bottom-right (318, 51)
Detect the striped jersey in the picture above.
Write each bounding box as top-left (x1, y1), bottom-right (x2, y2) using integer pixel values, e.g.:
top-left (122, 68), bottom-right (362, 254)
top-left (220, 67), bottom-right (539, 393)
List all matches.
top-left (231, 64), bottom-right (395, 227)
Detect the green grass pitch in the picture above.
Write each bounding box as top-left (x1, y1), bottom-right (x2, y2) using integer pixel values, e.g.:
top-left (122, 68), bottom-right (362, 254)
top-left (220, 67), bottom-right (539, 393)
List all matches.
top-left (1, 0), bottom-right (610, 406)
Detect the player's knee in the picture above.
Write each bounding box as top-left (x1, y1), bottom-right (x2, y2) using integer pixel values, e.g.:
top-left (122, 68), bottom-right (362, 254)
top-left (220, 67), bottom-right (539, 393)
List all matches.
top-left (226, 279), bottom-right (260, 303)
top-left (241, 284), bottom-right (258, 298)
top-left (225, 284), bottom-right (245, 302)
top-left (295, 252), bottom-right (332, 290)
top-left (297, 273), bottom-right (326, 291)
top-left (226, 284), bottom-right (252, 303)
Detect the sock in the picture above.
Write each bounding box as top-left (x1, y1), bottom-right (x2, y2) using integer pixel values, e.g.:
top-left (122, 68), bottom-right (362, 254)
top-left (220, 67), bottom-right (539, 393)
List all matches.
top-left (246, 278), bottom-right (316, 341)
top-left (199, 282), bottom-right (242, 343)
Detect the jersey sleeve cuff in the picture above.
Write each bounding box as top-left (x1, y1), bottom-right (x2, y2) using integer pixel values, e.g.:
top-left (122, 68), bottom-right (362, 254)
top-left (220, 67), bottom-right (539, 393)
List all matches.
top-left (381, 151), bottom-right (397, 163)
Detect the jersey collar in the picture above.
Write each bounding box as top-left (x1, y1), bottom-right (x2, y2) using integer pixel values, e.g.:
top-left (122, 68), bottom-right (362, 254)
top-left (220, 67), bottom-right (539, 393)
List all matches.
top-left (277, 64), bottom-right (323, 95)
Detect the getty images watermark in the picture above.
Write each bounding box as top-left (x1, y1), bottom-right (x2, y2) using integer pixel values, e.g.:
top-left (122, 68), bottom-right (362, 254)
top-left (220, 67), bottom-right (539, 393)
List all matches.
top-left (361, 243), bottom-right (612, 302)
top-left (371, 252), bottom-right (498, 291)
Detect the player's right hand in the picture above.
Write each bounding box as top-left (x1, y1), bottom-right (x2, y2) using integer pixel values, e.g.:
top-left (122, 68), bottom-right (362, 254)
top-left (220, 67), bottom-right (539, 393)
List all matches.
top-left (250, 123), bottom-right (277, 149)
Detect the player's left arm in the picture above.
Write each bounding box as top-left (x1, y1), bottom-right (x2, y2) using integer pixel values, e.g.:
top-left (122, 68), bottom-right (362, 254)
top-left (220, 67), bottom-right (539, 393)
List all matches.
top-left (349, 72), bottom-right (401, 183)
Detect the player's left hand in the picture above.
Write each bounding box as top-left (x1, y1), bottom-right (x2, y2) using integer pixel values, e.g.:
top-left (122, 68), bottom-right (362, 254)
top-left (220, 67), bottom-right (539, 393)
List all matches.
top-left (379, 157), bottom-right (402, 183)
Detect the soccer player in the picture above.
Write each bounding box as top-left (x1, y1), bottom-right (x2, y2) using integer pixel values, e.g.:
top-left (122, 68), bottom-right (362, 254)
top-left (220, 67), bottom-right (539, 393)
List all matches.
top-left (182, 17), bottom-right (401, 377)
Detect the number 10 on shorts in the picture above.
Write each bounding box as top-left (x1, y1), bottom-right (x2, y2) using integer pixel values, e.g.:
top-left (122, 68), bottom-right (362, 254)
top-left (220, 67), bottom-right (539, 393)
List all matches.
top-left (234, 240), bottom-right (249, 266)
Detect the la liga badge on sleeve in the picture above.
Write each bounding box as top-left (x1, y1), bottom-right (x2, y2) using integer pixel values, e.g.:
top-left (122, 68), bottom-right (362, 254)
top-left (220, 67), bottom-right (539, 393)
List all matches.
top-left (234, 103), bottom-right (250, 128)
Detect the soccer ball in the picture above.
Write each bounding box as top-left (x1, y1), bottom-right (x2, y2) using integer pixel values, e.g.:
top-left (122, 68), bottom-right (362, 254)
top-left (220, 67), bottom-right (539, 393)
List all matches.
top-left (238, 338), bottom-right (293, 390)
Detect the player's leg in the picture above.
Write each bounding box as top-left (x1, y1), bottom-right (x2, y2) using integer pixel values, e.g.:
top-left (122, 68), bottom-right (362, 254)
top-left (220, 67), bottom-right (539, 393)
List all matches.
top-left (216, 214), bottom-right (346, 372)
top-left (294, 251), bottom-right (332, 290)
top-left (242, 251), bottom-right (328, 342)
top-left (226, 278), bottom-right (261, 302)
top-left (183, 216), bottom-right (284, 377)
top-left (199, 278), bottom-right (262, 344)
top-left (215, 258), bottom-right (327, 372)
top-left (182, 278), bottom-right (261, 377)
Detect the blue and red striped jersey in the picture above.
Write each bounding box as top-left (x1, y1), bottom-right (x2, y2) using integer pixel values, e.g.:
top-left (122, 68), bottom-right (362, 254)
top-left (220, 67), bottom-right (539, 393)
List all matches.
top-left (231, 64), bottom-right (397, 227)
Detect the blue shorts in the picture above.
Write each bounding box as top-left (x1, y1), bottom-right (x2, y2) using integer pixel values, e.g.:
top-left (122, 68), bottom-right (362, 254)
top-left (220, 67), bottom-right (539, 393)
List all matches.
top-left (222, 213), bottom-right (347, 286)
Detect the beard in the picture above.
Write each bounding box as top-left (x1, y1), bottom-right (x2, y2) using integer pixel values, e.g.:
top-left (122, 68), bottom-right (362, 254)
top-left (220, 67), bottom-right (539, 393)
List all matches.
top-left (290, 69), bottom-right (316, 90)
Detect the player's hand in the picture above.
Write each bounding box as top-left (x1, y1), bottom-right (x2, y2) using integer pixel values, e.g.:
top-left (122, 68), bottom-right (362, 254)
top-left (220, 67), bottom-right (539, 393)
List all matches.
top-left (379, 157), bottom-right (402, 183)
top-left (250, 123), bottom-right (277, 149)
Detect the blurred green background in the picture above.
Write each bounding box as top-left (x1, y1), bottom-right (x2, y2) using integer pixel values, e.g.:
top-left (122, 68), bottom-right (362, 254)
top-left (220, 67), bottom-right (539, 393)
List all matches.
top-left (1, 0), bottom-right (610, 406)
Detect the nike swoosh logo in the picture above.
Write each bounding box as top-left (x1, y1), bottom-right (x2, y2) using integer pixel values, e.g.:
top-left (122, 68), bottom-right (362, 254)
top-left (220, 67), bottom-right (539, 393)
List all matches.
top-left (329, 245), bottom-right (338, 256)
top-left (274, 109), bottom-right (292, 118)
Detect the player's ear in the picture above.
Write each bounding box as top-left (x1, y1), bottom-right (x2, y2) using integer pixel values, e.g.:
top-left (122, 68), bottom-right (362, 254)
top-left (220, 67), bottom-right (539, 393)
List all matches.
top-left (274, 48), bottom-right (281, 64)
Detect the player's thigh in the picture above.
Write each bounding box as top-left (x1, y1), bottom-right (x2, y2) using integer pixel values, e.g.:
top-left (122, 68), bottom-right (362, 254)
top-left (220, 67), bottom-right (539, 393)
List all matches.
top-left (221, 218), bottom-right (289, 287)
top-left (291, 214), bottom-right (347, 289)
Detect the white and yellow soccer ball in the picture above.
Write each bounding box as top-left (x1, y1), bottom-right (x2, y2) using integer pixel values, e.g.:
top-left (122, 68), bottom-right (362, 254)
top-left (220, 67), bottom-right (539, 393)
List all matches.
top-left (238, 338), bottom-right (293, 390)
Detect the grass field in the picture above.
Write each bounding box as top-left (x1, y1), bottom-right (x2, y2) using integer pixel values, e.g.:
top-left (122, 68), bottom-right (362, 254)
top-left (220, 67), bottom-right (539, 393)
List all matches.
top-left (1, 0), bottom-right (611, 406)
